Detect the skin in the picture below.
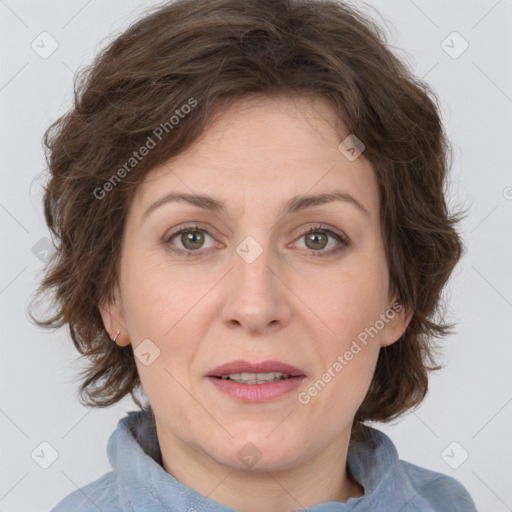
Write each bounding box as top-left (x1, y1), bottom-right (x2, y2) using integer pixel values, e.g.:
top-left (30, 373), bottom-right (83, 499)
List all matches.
top-left (100, 95), bottom-right (412, 512)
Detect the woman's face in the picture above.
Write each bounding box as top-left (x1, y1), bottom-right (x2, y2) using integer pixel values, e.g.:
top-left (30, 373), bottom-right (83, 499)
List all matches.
top-left (101, 95), bottom-right (410, 473)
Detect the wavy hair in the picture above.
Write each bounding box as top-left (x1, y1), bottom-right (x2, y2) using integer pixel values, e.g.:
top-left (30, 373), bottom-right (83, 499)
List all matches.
top-left (29, 0), bottom-right (467, 440)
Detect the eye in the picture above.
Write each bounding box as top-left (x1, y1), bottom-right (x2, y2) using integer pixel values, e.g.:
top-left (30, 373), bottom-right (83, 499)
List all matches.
top-left (293, 224), bottom-right (349, 257)
top-left (163, 223), bottom-right (350, 258)
top-left (164, 225), bottom-right (216, 256)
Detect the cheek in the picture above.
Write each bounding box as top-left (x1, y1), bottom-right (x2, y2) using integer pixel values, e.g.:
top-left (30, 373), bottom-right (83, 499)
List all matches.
top-left (299, 277), bottom-right (383, 418)
top-left (122, 262), bottom-right (204, 406)
top-left (298, 260), bottom-right (388, 342)
top-left (294, 258), bottom-right (386, 404)
top-left (120, 248), bottom-right (192, 336)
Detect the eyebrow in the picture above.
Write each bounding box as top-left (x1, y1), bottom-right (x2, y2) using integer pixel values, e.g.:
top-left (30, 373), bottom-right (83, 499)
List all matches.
top-left (142, 190), bottom-right (369, 220)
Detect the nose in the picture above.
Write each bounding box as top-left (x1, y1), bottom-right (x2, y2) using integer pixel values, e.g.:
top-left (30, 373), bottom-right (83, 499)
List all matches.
top-left (220, 238), bottom-right (292, 335)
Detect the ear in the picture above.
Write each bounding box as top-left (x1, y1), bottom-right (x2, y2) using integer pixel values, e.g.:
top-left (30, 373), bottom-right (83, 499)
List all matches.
top-left (98, 284), bottom-right (131, 347)
top-left (379, 296), bottom-right (413, 348)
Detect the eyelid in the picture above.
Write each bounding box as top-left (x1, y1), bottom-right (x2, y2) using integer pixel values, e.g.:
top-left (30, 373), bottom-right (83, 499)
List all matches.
top-left (289, 224), bottom-right (350, 257)
top-left (294, 223), bottom-right (349, 243)
top-left (163, 223), bottom-right (218, 251)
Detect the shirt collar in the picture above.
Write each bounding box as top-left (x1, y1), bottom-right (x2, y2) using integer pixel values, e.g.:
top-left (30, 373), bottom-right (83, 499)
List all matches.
top-left (107, 409), bottom-right (417, 511)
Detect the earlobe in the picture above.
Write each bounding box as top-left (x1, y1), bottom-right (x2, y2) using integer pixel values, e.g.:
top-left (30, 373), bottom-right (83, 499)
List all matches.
top-left (379, 299), bottom-right (413, 348)
top-left (98, 287), bottom-right (131, 347)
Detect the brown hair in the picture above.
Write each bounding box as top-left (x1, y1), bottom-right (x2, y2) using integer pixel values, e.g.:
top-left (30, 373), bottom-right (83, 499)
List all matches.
top-left (29, 0), bottom-right (467, 439)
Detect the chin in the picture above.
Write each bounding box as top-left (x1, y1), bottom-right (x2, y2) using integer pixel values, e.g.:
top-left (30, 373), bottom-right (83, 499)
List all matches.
top-left (209, 432), bottom-right (310, 473)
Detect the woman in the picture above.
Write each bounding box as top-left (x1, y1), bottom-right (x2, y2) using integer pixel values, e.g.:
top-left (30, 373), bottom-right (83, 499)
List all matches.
top-left (32, 0), bottom-right (477, 510)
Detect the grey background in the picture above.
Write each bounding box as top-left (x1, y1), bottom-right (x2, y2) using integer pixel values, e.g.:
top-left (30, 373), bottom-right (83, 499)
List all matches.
top-left (1, 0), bottom-right (511, 510)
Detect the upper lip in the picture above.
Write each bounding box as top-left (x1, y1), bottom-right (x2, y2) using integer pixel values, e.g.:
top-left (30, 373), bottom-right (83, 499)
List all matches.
top-left (206, 360), bottom-right (306, 377)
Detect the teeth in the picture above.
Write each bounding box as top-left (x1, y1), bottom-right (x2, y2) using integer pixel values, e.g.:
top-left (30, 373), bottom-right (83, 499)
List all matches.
top-left (219, 372), bottom-right (291, 384)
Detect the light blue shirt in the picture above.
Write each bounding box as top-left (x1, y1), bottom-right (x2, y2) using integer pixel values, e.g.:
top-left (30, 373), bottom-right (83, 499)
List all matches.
top-left (50, 410), bottom-right (477, 511)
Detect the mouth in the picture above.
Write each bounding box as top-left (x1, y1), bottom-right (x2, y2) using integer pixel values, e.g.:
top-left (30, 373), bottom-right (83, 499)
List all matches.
top-left (206, 359), bottom-right (306, 379)
top-left (216, 371), bottom-right (294, 384)
top-left (205, 360), bottom-right (306, 402)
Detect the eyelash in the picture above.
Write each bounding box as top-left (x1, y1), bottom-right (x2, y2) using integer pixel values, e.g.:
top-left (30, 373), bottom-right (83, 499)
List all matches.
top-left (163, 223), bottom-right (350, 258)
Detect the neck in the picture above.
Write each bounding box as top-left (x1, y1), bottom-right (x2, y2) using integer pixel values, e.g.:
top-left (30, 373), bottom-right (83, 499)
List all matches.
top-left (155, 421), bottom-right (364, 512)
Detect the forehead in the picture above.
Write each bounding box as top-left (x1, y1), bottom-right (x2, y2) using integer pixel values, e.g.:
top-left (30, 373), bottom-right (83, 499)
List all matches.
top-left (131, 95), bottom-right (378, 221)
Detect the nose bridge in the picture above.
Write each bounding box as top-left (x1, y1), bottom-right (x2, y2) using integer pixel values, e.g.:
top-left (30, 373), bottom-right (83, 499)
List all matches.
top-left (233, 232), bottom-right (276, 298)
top-left (221, 231), bottom-right (290, 332)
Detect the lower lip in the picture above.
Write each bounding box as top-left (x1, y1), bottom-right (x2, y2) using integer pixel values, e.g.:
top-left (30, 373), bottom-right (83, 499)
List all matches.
top-left (206, 376), bottom-right (306, 402)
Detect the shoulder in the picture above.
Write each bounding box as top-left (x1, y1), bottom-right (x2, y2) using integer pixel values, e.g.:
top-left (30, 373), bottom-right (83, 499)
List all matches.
top-left (50, 471), bottom-right (121, 512)
top-left (399, 460), bottom-right (478, 511)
